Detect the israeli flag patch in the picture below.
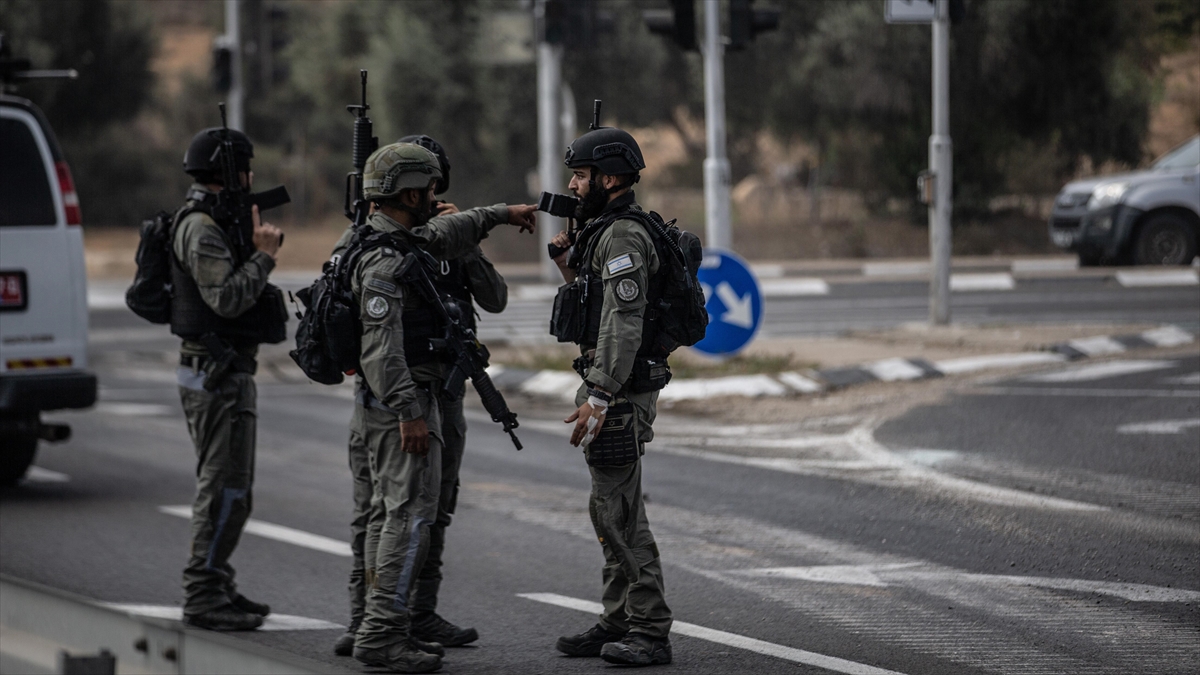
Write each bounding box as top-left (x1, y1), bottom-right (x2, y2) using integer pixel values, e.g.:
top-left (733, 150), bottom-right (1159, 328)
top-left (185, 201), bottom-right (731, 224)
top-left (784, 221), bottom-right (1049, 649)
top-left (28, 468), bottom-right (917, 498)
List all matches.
top-left (606, 254), bottom-right (634, 275)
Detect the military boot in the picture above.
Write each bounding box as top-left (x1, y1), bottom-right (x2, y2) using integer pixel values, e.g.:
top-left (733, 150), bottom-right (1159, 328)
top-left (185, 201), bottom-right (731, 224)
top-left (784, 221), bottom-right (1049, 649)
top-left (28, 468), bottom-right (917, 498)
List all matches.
top-left (410, 636), bottom-right (445, 657)
top-left (230, 593), bottom-right (270, 616)
top-left (353, 640), bottom-right (441, 674)
top-left (333, 618), bottom-right (361, 656)
top-left (555, 624), bottom-right (627, 657)
top-left (411, 612), bottom-right (478, 647)
top-left (600, 632), bottom-right (673, 666)
top-left (183, 604), bottom-right (264, 631)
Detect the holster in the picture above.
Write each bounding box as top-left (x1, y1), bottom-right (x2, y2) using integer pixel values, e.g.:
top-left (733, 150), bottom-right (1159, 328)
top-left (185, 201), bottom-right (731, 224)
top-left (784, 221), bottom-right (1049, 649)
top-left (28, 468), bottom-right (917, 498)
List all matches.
top-left (585, 400), bottom-right (641, 467)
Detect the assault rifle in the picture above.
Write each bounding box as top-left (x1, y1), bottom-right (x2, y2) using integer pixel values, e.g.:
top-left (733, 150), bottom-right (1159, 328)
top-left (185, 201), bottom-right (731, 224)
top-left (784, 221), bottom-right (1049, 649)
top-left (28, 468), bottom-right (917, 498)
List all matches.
top-left (210, 103), bottom-right (291, 255)
top-left (396, 251), bottom-right (523, 450)
top-left (344, 70), bottom-right (378, 227)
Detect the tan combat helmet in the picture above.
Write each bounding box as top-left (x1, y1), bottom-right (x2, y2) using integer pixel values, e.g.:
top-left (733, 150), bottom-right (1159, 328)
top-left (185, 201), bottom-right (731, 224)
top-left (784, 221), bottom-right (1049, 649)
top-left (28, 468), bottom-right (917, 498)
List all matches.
top-left (362, 142), bottom-right (443, 201)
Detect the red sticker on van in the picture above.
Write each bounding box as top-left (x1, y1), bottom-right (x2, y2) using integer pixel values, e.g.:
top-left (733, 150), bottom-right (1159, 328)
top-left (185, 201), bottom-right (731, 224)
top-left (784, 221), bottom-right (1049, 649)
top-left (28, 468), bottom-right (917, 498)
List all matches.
top-left (0, 271), bottom-right (28, 311)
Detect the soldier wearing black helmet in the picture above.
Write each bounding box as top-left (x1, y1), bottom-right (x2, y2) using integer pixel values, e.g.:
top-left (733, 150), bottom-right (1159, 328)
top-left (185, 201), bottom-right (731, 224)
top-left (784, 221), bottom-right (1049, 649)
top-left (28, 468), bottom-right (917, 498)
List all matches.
top-left (173, 127), bottom-right (283, 631)
top-left (549, 117), bottom-right (674, 666)
top-left (330, 135), bottom-right (515, 656)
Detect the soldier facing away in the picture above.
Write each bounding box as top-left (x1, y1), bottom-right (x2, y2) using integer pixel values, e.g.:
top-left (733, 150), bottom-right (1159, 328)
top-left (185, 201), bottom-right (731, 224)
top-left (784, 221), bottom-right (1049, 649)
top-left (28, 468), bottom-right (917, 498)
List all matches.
top-left (331, 135), bottom-right (518, 657)
top-left (548, 124), bottom-right (675, 666)
top-left (172, 127), bottom-right (285, 631)
top-left (348, 142), bottom-right (534, 673)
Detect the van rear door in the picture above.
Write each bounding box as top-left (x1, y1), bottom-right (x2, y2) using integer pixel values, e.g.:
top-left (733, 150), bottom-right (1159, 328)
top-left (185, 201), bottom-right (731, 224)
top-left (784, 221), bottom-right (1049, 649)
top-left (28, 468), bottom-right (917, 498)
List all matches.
top-left (0, 104), bottom-right (88, 375)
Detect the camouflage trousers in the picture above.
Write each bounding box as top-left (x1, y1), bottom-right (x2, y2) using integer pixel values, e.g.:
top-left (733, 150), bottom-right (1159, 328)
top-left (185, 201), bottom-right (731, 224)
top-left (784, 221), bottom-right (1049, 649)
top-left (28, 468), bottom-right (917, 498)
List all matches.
top-left (177, 368), bottom-right (256, 615)
top-left (355, 388), bottom-right (443, 650)
top-left (576, 385), bottom-right (673, 639)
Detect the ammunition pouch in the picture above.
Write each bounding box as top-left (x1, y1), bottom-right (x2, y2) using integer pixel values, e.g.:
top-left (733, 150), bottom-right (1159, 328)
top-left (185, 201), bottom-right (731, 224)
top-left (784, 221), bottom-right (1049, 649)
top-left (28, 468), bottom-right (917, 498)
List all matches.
top-left (550, 278), bottom-right (603, 344)
top-left (585, 400), bottom-right (641, 467)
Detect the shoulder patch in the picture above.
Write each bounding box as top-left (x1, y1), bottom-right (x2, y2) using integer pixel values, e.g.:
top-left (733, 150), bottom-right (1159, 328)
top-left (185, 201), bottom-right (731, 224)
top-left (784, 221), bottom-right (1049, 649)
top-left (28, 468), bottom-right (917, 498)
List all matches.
top-left (616, 278), bottom-right (640, 302)
top-left (366, 295), bottom-right (390, 318)
top-left (367, 278), bottom-right (397, 294)
top-left (381, 247), bottom-right (395, 257)
top-left (606, 254), bottom-right (634, 276)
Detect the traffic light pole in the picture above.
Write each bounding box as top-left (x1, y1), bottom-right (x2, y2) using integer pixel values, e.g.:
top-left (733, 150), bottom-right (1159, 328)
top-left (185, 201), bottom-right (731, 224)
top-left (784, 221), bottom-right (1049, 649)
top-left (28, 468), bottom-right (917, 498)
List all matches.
top-left (928, 0), bottom-right (952, 324)
top-left (224, 0), bottom-right (244, 131)
top-left (701, 0), bottom-right (732, 251)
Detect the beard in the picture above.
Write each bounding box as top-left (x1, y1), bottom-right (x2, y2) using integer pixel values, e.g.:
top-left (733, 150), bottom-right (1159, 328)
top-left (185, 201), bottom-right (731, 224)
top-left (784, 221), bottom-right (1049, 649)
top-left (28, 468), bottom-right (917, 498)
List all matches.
top-left (574, 179), bottom-right (609, 221)
top-left (410, 192), bottom-right (435, 226)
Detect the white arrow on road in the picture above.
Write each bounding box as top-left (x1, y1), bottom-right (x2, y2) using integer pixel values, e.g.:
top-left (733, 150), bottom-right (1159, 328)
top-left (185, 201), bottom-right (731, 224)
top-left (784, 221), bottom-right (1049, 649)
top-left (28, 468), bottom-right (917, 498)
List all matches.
top-left (715, 281), bottom-right (754, 329)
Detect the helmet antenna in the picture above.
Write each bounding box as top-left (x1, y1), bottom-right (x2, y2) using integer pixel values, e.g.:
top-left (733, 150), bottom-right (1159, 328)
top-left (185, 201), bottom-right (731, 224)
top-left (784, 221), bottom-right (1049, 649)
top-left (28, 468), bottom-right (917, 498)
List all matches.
top-left (590, 99), bottom-right (601, 130)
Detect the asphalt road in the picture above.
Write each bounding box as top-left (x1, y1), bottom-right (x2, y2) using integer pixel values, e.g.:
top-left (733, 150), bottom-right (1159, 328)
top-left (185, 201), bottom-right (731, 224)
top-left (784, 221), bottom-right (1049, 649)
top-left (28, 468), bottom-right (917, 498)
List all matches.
top-left (2, 306), bottom-right (1197, 674)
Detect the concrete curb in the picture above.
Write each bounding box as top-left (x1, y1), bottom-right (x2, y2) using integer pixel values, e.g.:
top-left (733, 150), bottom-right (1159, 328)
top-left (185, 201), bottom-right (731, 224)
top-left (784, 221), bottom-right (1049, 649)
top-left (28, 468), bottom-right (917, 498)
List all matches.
top-left (488, 325), bottom-right (1197, 403)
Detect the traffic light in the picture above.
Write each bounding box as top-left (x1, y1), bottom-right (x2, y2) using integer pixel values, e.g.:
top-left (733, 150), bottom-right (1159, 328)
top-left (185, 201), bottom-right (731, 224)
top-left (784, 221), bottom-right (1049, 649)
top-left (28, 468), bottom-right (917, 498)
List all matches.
top-left (643, 0), bottom-right (697, 51)
top-left (267, 4), bottom-right (289, 84)
top-left (729, 0), bottom-right (780, 50)
top-left (542, 0), bottom-right (615, 48)
top-left (212, 37), bottom-right (232, 93)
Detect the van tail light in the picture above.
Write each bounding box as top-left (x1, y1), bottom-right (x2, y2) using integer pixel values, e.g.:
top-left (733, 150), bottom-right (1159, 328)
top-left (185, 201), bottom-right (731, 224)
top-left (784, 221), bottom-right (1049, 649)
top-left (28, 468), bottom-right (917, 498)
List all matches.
top-left (55, 161), bottom-right (82, 226)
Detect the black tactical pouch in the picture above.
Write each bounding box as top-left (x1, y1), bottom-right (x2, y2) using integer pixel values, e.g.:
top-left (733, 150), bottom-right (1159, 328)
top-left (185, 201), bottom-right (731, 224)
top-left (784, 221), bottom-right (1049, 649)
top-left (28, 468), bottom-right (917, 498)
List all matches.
top-left (249, 283), bottom-right (289, 345)
top-left (627, 357), bottom-right (672, 394)
top-left (585, 400), bottom-right (641, 467)
top-left (550, 282), bottom-right (583, 343)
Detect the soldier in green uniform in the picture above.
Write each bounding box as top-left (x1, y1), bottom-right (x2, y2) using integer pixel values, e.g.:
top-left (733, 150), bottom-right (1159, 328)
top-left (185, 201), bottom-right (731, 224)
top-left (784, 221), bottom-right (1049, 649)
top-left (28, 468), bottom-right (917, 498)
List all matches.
top-left (172, 128), bottom-right (284, 631)
top-left (349, 142), bottom-right (534, 673)
top-left (549, 126), bottom-right (674, 666)
top-left (332, 136), bottom-right (513, 656)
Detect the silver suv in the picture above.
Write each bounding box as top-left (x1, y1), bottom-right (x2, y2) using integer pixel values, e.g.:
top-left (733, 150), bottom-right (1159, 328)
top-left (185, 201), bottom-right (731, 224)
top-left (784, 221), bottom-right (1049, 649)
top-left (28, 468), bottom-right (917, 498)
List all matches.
top-left (1049, 135), bottom-right (1199, 266)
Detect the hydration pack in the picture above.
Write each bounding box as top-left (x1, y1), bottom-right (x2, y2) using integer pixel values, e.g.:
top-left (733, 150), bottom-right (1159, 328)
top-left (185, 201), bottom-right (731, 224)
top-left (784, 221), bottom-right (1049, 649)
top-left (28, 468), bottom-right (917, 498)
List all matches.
top-left (125, 210), bottom-right (176, 324)
top-left (633, 208), bottom-right (708, 349)
top-left (289, 226), bottom-right (414, 385)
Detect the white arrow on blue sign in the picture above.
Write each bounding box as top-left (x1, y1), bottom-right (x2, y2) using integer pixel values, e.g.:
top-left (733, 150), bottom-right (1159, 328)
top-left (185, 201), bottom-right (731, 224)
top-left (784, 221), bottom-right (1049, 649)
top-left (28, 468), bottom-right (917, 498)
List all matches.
top-left (692, 249), bottom-right (763, 356)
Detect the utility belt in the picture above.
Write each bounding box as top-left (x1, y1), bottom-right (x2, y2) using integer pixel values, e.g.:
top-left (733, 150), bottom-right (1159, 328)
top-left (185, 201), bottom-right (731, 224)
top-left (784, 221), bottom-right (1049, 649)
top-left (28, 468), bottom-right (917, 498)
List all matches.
top-left (571, 353), bottom-right (672, 395)
top-left (180, 333), bottom-right (258, 392)
top-left (355, 380), bottom-right (440, 415)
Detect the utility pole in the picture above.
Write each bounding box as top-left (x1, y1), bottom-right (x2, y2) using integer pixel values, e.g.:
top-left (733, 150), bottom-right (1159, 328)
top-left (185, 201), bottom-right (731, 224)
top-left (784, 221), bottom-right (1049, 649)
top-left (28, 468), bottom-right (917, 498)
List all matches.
top-left (535, 0), bottom-right (565, 282)
top-left (701, 0), bottom-right (731, 251)
top-left (928, 0), bottom-right (952, 324)
top-left (224, 0), bottom-right (244, 130)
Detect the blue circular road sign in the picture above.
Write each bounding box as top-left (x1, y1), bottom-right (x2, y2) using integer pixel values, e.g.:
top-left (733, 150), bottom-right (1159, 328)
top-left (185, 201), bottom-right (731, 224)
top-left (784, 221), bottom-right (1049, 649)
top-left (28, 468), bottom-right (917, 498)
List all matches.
top-left (692, 249), bottom-right (762, 356)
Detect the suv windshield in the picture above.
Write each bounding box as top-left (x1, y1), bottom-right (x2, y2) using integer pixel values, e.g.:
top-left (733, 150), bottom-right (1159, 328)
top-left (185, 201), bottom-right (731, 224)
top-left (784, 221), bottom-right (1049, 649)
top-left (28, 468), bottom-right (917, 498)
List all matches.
top-left (1152, 136), bottom-right (1200, 170)
top-left (0, 116), bottom-right (56, 226)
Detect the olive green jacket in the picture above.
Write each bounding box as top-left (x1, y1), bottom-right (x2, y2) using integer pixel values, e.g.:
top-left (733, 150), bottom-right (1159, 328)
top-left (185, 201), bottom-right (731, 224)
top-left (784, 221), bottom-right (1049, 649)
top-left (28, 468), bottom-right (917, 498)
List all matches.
top-left (173, 184), bottom-right (276, 358)
top-left (582, 197), bottom-right (660, 393)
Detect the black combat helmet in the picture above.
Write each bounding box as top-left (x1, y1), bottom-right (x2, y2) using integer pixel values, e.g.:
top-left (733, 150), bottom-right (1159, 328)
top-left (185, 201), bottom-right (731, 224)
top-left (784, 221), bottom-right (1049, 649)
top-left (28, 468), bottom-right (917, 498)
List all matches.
top-left (398, 134), bottom-right (451, 194)
top-left (183, 127), bottom-right (254, 177)
top-left (564, 127), bottom-right (645, 177)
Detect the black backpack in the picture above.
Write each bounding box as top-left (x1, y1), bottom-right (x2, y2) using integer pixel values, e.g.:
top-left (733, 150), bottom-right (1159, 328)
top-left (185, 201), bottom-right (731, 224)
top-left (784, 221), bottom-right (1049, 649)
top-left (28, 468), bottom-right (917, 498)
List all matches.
top-left (289, 226), bottom-right (398, 385)
top-left (126, 209), bottom-right (185, 324)
top-left (626, 208), bottom-right (708, 349)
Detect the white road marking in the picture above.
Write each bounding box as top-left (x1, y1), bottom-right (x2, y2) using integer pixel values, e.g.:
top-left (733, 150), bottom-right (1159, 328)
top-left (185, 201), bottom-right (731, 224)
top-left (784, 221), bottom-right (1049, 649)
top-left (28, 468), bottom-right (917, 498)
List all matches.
top-left (950, 273), bottom-right (1015, 291)
top-left (659, 375), bottom-right (788, 402)
top-left (1011, 258), bottom-right (1078, 273)
top-left (777, 371), bottom-right (824, 393)
top-left (158, 506), bottom-right (352, 557)
top-left (1025, 359), bottom-right (1174, 382)
top-left (513, 284), bottom-right (561, 301)
top-left (1117, 419), bottom-right (1200, 435)
top-left (1141, 324), bottom-right (1195, 347)
top-left (1164, 372), bottom-right (1200, 385)
top-left (975, 386), bottom-right (1199, 398)
top-left (760, 278), bottom-right (830, 297)
top-left (1065, 335), bottom-right (1126, 356)
top-left (750, 263), bottom-right (785, 278)
top-left (863, 261), bottom-right (928, 277)
top-left (1116, 269), bottom-right (1200, 287)
top-left (86, 287), bottom-right (128, 310)
top-left (865, 358), bottom-right (925, 382)
top-left (101, 604), bottom-right (343, 631)
top-left (734, 566), bottom-right (1200, 604)
top-left (934, 352), bottom-right (1066, 374)
top-left (95, 402), bottom-right (174, 417)
top-left (518, 592), bottom-right (907, 675)
top-left (23, 466), bottom-right (69, 483)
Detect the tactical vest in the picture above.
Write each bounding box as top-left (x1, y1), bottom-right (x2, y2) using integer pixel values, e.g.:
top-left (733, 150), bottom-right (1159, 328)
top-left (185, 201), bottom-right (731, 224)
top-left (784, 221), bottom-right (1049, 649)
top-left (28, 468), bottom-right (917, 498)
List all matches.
top-left (433, 257), bottom-right (476, 333)
top-left (168, 197), bottom-right (287, 346)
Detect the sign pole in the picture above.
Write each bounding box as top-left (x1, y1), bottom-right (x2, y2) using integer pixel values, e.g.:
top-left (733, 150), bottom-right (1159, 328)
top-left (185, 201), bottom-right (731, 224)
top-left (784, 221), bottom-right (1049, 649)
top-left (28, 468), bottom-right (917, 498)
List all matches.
top-left (701, 0), bottom-right (732, 251)
top-left (535, 0), bottom-right (565, 282)
top-left (224, 0), bottom-right (243, 131)
top-left (928, 0), bottom-right (952, 325)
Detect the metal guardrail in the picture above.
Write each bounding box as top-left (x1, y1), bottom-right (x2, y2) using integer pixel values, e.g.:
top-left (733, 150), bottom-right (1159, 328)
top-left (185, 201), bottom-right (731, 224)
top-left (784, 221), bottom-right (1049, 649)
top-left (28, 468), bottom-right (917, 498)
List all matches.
top-left (0, 575), bottom-right (323, 674)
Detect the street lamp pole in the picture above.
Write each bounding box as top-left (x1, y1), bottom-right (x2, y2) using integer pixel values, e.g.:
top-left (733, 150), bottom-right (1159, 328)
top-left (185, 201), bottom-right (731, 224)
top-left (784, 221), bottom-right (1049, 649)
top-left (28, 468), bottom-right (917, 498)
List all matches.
top-left (701, 0), bottom-right (732, 251)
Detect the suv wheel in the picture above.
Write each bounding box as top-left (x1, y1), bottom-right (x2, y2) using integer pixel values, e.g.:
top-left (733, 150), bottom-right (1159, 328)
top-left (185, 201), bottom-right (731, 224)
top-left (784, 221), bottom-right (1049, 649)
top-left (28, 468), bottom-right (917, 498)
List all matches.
top-left (1134, 213), bottom-right (1198, 265)
top-left (0, 413), bottom-right (39, 486)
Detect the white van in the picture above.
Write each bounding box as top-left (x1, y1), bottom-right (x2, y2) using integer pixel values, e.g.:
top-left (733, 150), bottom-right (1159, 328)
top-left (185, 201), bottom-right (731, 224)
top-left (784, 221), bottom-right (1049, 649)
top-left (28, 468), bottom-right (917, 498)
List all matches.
top-left (0, 93), bottom-right (96, 485)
